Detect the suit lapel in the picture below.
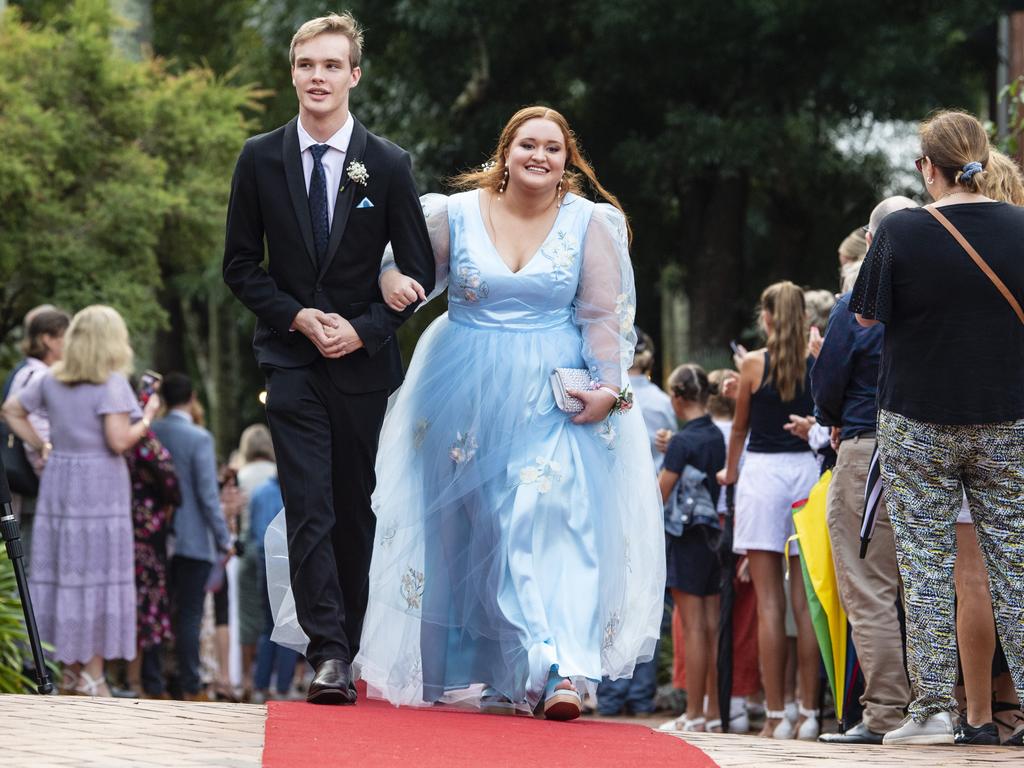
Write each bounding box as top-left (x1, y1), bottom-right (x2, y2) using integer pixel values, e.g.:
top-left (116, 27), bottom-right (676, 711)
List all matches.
top-left (320, 118), bottom-right (368, 278)
top-left (282, 118), bottom-right (318, 270)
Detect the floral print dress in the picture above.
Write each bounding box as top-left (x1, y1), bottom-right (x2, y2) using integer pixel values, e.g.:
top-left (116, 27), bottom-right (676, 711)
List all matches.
top-left (127, 432), bottom-right (181, 649)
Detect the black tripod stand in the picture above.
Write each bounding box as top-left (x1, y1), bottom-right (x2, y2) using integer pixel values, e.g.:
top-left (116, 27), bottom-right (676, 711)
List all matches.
top-left (0, 453), bottom-right (55, 694)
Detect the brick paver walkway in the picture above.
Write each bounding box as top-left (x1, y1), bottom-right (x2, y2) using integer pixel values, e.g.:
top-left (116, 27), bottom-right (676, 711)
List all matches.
top-left (675, 729), bottom-right (1021, 766)
top-left (1, 693), bottom-right (1021, 767)
top-left (0, 694), bottom-right (264, 767)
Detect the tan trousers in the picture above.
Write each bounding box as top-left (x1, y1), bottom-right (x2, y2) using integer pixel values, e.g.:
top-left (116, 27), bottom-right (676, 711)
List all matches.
top-left (826, 434), bottom-right (909, 732)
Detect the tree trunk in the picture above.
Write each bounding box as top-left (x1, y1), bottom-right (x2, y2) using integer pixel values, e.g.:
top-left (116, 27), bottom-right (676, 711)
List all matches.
top-left (108, 0), bottom-right (153, 60)
top-left (660, 277), bottom-right (690, 384)
top-left (683, 173), bottom-right (749, 360)
top-left (213, 295), bottom-right (243, 461)
top-left (1011, 12), bottom-right (1024, 164)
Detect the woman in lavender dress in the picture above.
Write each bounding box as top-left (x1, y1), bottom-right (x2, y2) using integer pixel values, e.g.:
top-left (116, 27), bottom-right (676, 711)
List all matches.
top-left (1, 305), bottom-right (161, 696)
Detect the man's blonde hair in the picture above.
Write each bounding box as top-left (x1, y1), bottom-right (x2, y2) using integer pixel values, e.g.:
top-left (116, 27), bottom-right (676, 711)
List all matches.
top-left (289, 12), bottom-right (364, 68)
top-left (52, 305), bottom-right (134, 385)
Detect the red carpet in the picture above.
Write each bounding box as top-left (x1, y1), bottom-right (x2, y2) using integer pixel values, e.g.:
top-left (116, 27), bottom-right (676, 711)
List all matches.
top-left (263, 693), bottom-right (718, 768)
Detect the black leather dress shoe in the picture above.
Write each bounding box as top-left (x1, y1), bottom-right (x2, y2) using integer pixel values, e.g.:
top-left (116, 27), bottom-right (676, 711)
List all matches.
top-left (818, 721), bottom-right (885, 744)
top-left (307, 659), bottom-right (356, 705)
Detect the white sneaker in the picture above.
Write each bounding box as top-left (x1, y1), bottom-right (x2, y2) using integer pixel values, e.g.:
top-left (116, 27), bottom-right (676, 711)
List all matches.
top-left (882, 712), bottom-right (955, 745)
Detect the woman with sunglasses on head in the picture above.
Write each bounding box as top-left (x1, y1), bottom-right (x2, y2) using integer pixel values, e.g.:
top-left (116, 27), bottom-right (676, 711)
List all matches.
top-left (852, 109), bottom-right (1024, 746)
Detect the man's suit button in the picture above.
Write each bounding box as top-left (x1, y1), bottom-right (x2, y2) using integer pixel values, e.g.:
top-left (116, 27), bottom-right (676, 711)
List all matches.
top-left (315, 284), bottom-right (323, 293)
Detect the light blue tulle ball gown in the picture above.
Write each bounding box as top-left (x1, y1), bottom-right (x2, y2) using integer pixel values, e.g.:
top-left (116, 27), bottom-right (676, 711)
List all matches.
top-left (351, 189), bottom-right (665, 712)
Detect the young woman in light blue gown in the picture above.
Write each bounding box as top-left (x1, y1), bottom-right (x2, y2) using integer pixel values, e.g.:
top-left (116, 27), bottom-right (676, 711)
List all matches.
top-left (258, 106), bottom-right (654, 721)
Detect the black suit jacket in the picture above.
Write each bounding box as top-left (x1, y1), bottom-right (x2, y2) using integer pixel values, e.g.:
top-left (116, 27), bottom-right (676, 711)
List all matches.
top-left (223, 117), bottom-right (435, 393)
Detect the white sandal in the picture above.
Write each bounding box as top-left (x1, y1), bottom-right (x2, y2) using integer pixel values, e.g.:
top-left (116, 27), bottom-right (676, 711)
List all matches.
top-left (796, 704), bottom-right (819, 740)
top-left (768, 708), bottom-right (796, 739)
top-left (680, 716), bottom-right (706, 732)
top-left (74, 671), bottom-right (111, 697)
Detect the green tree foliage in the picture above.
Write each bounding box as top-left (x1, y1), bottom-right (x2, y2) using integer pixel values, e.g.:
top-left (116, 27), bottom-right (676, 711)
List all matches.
top-left (0, 1), bottom-right (171, 347)
top-left (1, 1), bottom-right (261, 449)
top-left (0, 552), bottom-right (54, 693)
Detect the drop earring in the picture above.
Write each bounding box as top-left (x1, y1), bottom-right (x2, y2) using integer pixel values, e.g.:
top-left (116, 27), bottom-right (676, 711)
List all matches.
top-left (498, 167), bottom-right (509, 196)
top-left (557, 176), bottom-right (564, 206)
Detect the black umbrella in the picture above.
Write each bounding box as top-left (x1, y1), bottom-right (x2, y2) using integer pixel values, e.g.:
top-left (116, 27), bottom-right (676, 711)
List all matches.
top-left (858, 445), bottom-right (883, 559)
top-left (717, 485), bottom-right (736, 732)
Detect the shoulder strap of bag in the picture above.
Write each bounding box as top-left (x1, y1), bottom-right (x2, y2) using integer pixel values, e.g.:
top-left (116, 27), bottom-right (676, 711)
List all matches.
top-left (925, 205), bottom-right (1024, 326)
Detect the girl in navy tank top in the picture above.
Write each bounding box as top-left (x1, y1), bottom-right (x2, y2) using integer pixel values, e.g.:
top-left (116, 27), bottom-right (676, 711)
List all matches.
top-left (716, 281), bottom-right (821, 740)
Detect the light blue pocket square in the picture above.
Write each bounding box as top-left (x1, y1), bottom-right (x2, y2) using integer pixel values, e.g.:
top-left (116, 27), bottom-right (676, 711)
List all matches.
top-left (356, 197), bottom-right (374, 209)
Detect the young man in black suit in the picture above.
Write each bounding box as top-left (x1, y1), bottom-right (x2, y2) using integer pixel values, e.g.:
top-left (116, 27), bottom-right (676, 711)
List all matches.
top-left (223, 12), bottom-right (435, 705)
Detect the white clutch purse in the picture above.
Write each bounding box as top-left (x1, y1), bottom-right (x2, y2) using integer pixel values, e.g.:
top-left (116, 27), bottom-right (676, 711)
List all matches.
top-left (549, 367), bottom-right (593, 413)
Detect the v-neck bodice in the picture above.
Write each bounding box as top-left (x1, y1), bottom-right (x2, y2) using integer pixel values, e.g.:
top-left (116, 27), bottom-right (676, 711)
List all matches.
top-left (475, 190), bottom-right (567, 275)
top-left (446, 189), bottom-right (594, 331)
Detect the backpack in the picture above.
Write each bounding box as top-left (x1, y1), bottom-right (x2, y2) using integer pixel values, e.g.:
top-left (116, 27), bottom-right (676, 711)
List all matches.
top-left (1, 366), bottom-right (39, 497)
top-left (664, 464), bottom-right (719, 537)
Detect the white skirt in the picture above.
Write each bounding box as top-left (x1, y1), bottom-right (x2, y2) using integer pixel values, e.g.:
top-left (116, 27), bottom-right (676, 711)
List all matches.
top-left (733, 450), bottom-right (820, 554)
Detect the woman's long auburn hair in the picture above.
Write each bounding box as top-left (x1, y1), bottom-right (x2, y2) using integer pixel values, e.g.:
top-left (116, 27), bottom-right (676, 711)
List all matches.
top-left (450, 106), bottom-right (632, 242)
top-left (761, 281), bottom-right (807, 402)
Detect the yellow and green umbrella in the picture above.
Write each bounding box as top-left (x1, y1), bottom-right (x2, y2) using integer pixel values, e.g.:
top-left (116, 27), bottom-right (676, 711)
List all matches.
top-left (788, 470), bottom-right (848, 726)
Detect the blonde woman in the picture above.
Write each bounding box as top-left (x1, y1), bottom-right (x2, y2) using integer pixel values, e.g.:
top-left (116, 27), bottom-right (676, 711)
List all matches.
top-left (1, 305), bottom-right (160, 696)
top-left (716, 281), bottom-right (820, 739)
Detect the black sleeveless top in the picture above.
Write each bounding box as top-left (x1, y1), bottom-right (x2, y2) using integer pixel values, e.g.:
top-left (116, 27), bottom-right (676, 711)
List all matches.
top-left (747, 351), bottom-right (814, 453)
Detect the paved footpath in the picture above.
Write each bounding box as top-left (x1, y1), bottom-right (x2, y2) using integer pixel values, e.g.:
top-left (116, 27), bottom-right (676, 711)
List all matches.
top-left (1, 694), bottom-right (1021, 767)
top-left (0, 695), bottom-right (264, 766)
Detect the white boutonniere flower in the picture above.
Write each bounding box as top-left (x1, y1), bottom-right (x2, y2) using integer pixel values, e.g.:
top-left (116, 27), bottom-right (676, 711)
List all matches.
top-left (344, 160), bottom-right (369, 189)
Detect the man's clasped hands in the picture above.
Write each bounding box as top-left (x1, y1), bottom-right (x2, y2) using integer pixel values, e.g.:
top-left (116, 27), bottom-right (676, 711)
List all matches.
top-left (292, 307), bottom-right (365, 358)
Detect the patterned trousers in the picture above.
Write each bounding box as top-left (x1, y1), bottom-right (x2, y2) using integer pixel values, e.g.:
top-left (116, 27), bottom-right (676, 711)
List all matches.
top-left (877, 409), bottom-right (1024, 721)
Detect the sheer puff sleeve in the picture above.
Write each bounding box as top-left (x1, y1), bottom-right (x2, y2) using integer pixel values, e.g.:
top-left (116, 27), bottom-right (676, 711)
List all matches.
top-left (380, 193), bottom-right (450, 305)
top-left (850, 221), bottom-right (893, 324)
top-left (574, 204), bottom-right (637, 389)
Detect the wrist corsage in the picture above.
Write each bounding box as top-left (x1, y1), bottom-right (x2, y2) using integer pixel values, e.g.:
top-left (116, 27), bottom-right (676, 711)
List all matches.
top-left (592, 382), bottom-right (633, 415)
